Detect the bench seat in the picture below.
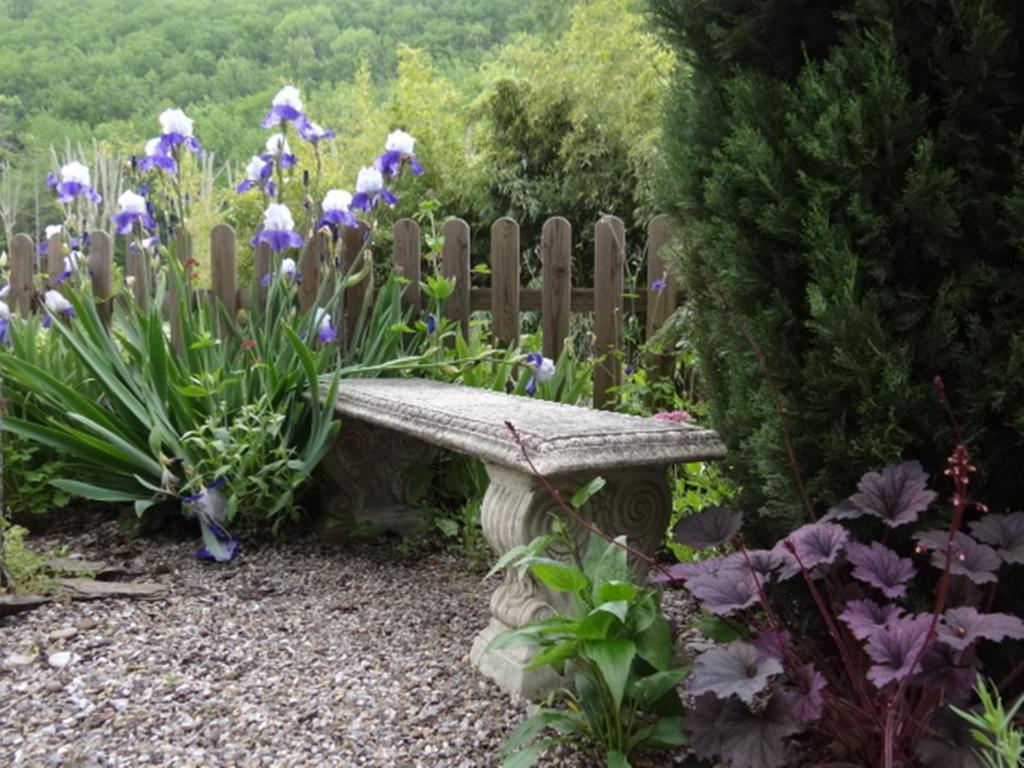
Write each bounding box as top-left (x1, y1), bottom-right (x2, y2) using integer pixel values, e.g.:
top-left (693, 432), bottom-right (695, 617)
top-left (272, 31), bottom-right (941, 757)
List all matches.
top-left (318, 378), bottom-right (726, 699)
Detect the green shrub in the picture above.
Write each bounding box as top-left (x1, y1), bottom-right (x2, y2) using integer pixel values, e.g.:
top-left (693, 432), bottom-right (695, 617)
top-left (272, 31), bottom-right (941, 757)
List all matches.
top-left (493, 529), bottom-right (687, 767)
top-left (2, 435), bottom-right (71, 516)
top-left (651, 0), bottom-right (1024, 537)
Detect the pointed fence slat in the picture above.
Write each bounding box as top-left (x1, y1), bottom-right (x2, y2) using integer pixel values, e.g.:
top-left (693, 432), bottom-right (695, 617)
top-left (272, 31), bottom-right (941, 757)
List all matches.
top-left (9, 234), bottom-right (34, 314)
top-left (169, 231), bottom-right (193, 355)
top-left (46, 232), bottom-right (63, 289)
top-left (89, 231), bottom-right (112, 325)
top-left (126, 237), bottom-right (148, 308)
top-left (490, 218), bottom-right (520, 346)
top-left (299, 230), bottom-right (327, 314)
top-left (342, 223), bottom-right (372, 343)
top-left (593, 216), bottom-right (625, 409)
top-left (442, 218), bottom-right (471, 338)
top-left (645, 215), bottom-right (676, 339)
top-left (210, 224), bottom-right (237, 338)
top-left (541, 217), bottom-right (572, 360)
top-left (393, 219), bottom-right (421, 314)
top-left (255, 242), bottom-right (271, 310)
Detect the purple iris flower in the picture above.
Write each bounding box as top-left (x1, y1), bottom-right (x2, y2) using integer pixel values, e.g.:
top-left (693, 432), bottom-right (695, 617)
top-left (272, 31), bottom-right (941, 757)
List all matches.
top-left (54, 251), bottom-right (84, 285)
top-left (261, 257), bottom-right (301, 286)
top-left (350, 167), bottom-right (398, 211)
top-left (113, 190), bottom-right (158, 235)
top-left (140, 137), bottom-right (178, 174)
top-left (652, 278), bottom-right (668, 292)
top-left (236, 155), bottom-right (275, 195)
top-left (45, 172), bottom-right (58, 190)
top-left (261, 134), bottom-right (297, 170)
top-left (0, 300), bottom-right (10, 347)
top-left (425, 314), bottom-right (437, 335)
top-left (523, 353), bottom-right (556, 396)
top-left (157, 108), bottom-right (201, 156)
top-left (251, 203), bottom-right (303, 252)
top-left (262, 85), bottom-right (306, 128)
top-left (37, 224), bottom-right (63, 255)
top-left (53, 162), bottom-right (102, 204)
top-left (374, 130), bottom-right (424, 179)
top-left (298, 119), bottom-right (335, 143)
top-left (42, 289), bottom-right (74, 328)
top-left (319, 189), bottom-right (356, 229)
top-left (313, 308), bottom-right (337, 344)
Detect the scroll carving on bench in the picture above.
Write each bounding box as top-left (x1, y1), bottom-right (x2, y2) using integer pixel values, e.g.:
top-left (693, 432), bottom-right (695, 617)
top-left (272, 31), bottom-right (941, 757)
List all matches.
top-left (321, 378), bottom-right (727, 700)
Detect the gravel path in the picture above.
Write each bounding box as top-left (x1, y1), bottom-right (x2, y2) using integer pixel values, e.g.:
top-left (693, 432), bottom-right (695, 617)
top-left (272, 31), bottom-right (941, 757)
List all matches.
top-left (0, 516), bottom-right (698, 767)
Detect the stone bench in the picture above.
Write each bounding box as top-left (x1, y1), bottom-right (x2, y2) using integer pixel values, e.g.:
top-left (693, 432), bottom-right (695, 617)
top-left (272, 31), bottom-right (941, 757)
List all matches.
top-left (318, 378), bottom-right (726, 699)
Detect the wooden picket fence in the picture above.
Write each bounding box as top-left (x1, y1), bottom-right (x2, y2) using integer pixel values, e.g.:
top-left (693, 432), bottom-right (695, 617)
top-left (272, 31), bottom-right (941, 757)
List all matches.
top-left (5, 214), bottom-right (679, 408)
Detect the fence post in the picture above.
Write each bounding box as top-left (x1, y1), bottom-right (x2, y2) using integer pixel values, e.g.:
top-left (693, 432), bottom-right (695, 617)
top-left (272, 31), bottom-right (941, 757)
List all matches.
top-left (255, 241), bottom-right (271, 310)
top-left (46, 231), bottom-right (63, 289)
top-left (490, 217), bottom-right (520, 346)
top-left (89, 230), bottom-right (112, 325)
top-left (593, 216), bottom-right (625, 409)
top-left (541, 217), bottom-right (572, 360)
top-left (9, 234), bottom-right (34, 314)
top-left (393, 218), bottom-right (421, 315)
top-left (210, 224), bottom-right (237, 338)
top-left (342, 222), bottom-right (372, 345)
top-left (645, 215), bottom-right (676, 338)
top-left (169, 231), bottom-right (192, 355)
top-left (442, 218), bottom-right (470, 338)
top-left (299, 229), bottom-right (327, 315)
top-left (126, 237), bottom-right (149, 309)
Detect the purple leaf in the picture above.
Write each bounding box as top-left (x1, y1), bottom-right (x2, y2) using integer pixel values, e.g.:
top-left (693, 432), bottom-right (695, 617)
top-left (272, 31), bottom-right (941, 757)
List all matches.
top-left (913, 642), bottom-right (979, 703)
top-left (969, 511), bottom-right (1024, 565)
top-left (729, 549), bottom-right (787, 579)
top-left (773, 522), bottom-right (848, 579)
top-left (821, 497), bottom-right (860, 522)
top-left (690, 691), bottom-right (803, 768)
top-left (845, 541), bottom-right (916, 598)
top-left (648, 560), bottom-right (710, 585)
top-left (838, 599), bottom-right (905, 640)
top-left (685, 563), bottom-right (761, 616)
top-left (937, 607), bottom-right (1024, 651)
top-left (864, 614), bottom-right (932, 688)
top-left (914, 530), bottom-right (1001, 584)
top-left (688, 693), bottom-right (727, 762)
top-left (752, 629), bottom-right (791, 662)
top-left (672, 507), bottom-right (743, 549)
top-left (850, 461), bottom-right (938, 528)
top-left (787, 664), bottom-right (826, 722)
top-left (688, 642), bottom-right (782, 703)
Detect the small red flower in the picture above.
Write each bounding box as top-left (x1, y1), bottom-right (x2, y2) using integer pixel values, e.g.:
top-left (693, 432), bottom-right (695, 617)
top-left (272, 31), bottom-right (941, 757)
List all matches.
top-left (242, 339), bottom-right (257, 351)
top-left (184, 258), bottom-right (200, 269)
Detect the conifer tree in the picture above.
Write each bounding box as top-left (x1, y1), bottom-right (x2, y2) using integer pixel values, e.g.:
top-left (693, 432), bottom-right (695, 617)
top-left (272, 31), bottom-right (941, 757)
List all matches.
top-left (651, 0), bottom-right (1024, 536)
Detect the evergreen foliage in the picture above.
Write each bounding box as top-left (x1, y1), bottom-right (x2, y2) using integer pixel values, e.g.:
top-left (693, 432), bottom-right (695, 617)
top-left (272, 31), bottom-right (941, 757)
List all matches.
top-left (651, 0), bottom-right (1024, 536)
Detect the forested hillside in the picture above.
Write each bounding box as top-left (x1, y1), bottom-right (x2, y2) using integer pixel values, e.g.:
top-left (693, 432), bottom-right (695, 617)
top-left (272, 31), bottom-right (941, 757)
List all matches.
top-left (0, 0), bottom-right (558, 161)
top-left (0, 0), bottom-right (673, 263)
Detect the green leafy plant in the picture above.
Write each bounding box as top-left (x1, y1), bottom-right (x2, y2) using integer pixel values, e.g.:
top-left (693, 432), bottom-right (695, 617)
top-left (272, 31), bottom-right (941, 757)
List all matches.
top-left (952, 678), bottom-right (1024, 768)
top-left (1, 435), bottom-right (71, 516)
top-left (491, 523), bottom-right (687, 767)
top-left (181, 395), bottom-right (305, 532)
top-left (0, 520), bottom-right (58, 595)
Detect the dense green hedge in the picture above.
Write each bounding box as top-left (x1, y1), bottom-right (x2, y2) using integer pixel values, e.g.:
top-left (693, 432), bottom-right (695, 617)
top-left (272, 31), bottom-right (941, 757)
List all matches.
top-left (651, 0), bottom-right (1024, 536)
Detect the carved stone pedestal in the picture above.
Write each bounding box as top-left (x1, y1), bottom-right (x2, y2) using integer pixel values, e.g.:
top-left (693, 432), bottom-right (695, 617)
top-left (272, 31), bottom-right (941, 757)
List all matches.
top-left (469, 463), bottom-right (672, 701)
top-left (315, 417), bottom-right (438, 542)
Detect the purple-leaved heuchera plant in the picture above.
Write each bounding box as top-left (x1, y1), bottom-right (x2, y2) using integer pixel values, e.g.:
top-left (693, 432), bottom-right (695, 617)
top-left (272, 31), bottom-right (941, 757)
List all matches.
top-left (650, 382), bottom-right (1024, 768)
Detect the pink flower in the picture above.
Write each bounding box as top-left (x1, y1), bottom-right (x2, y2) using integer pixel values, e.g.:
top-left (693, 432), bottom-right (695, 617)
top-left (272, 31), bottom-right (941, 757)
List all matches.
top-left (653, 411), bottom-right (692, 423)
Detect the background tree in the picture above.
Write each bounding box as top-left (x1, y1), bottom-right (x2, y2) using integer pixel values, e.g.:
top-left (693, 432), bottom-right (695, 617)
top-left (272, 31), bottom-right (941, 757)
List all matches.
top-left (651, 0), bottom-right (1024, 536)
